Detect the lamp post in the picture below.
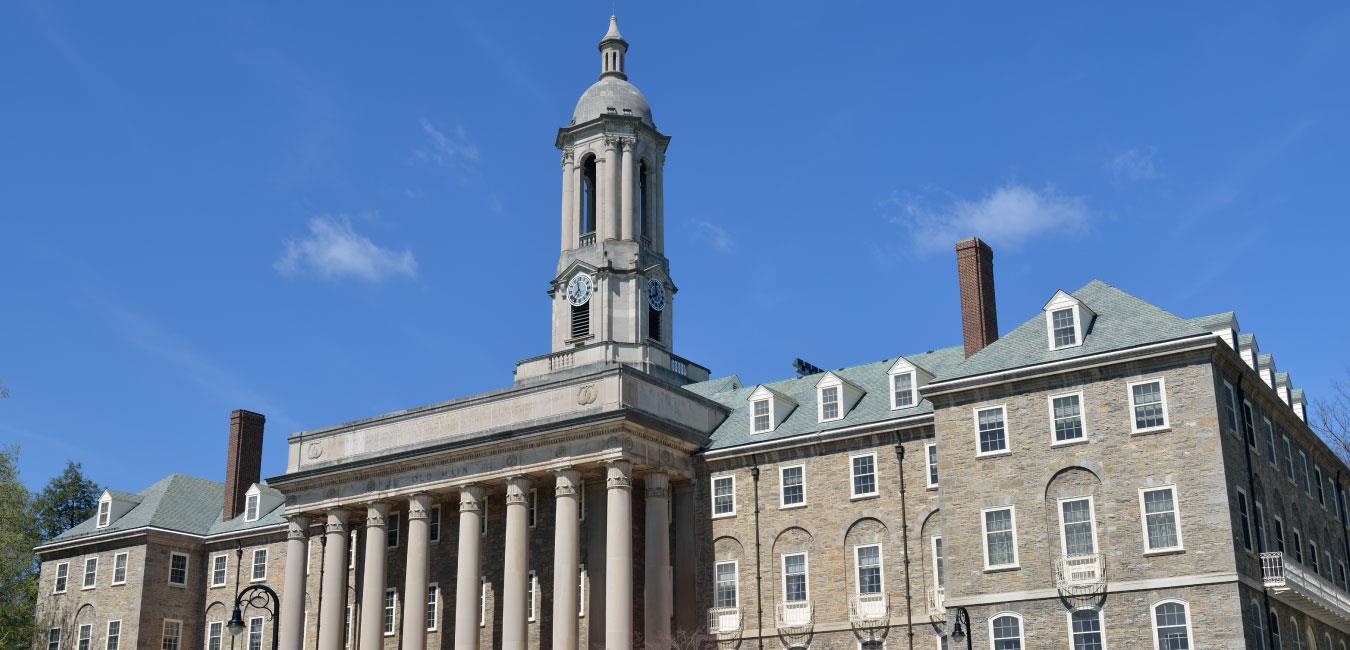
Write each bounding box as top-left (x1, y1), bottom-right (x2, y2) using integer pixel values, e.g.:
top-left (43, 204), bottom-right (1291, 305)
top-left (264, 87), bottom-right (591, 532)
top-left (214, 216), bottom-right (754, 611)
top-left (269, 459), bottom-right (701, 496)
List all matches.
top-left (228, 542), bottom-right (281, 650)
top-left (948, 606), bottom-right (973, 650)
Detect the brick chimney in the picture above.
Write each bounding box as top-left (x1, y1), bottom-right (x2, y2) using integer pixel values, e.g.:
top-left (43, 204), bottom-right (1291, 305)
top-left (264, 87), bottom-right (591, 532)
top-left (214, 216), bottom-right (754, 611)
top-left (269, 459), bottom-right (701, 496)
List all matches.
top-left (223, 409), bottom-right (265, 520)
top-left (956, 238), bottom-right (999, 357)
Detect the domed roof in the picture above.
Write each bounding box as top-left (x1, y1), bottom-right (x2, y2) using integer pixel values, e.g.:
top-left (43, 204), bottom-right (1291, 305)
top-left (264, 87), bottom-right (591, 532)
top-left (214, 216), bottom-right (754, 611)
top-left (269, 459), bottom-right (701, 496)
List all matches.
top-left (572, 76), bottom-right (654, 127)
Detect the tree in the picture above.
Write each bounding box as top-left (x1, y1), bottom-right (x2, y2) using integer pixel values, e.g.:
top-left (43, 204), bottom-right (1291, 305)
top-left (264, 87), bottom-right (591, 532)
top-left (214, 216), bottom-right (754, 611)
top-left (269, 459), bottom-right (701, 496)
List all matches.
top-left (0, 445), bottom-right (38, 649)
top-left (32, 461), bottom-right (100, 542)
top-left (1313, 370), bottom-right (1350, 466)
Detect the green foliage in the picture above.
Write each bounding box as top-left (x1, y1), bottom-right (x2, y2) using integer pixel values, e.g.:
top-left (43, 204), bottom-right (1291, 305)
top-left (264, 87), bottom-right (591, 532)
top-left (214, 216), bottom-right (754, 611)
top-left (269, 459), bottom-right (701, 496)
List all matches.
top-left (33, 461), bottom-right (100, 542)
top-left (0, 446), bottom-right (38, 649)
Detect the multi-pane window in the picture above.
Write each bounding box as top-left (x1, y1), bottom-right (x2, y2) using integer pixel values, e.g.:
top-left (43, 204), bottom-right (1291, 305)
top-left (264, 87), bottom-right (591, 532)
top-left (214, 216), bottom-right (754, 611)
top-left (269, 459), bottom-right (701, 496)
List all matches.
top-left (1051, 308), bottom-right (1078, 347)
top-left (991, 614), bottom-right (1023, 650)
top-left (47, 628), bottom-right (59, 650)
top-left (1264, 418), bottom-right (1277, 465)
top-left (77, 624), bottom-right (91, 650)
top-left (251, 549), bottom-right (267, 581)
top-left (1070, 609), bottom-right (1103, 650)
top-left (82, 557), bottom-right (98, 589)
top-left (481, 499), bottom-right (488, 536)
top-left (244, 492), bottom-right (260, 521)
top-left (1284, 435), bottom-right (1296, 482)
top-left (429, 505), bottom-right (441, 542)
top-left (1299, 451), bottom-right (1311, 495)
top-left (1142, 487), bottom-right (1182, 552)
top-left (851, 454), bottom-right (877, 497)
top-left (247, 618), bottom-right (262, 650)
top-left (1059, 498), bottom-right (1096, 556)
top-left (529, 489), bottom-right (538, 528)
top-left (780, 465), bottom-right (804, 507)
top-left (925, 443), bottom-right (939, 488)
top-left (206, 622), bottom-right (221, 650)
top-left (712, 476), bottom-right (736, 516)
top-left (54, 563), bottom-right (68, 593)
top-left (751, 399), bottom-right (772, 433)
top-left (983, 508), bottom-right (1018, 569)
top-left (1236, 490), bottom-right (1252, 552)
top-left (932, 537), bottom-right (945, 587)
top-left (384, 589), bottom-right (397, 635)
top-left (527, 573), bottom-right (537, 622)
top-left (714, 562), bottom-right (738, 609)
top-left (782, 553), bottom-right (808, 602)
top-left (106, 621), bottom-right (121, 650)
top-left (348, 531), bottom-right (357, 568)
top-left (1220, 381), bottom-right (1238, 432)
top-left (1293, 529), bottom-right (1304, 563)
top-left (976, 407), bottom-right (1007, 455)
top-left (211, 555), bottom-right (227, 587)
top-left (1242, 401), bottom-right (1257, 447)
top-left (97, 499), bottom-right (111, 528)
top-left (1250, 600), bottom-right (1265, 650)
top-left (1130, 379), bottom-right (1168, 431)
top-left (1255, 502), bottom-right (1268, 552)
top-left (820, 386), bottom-right (840, 421)
top-left (112, 553), bottom-right (127, 585)
top-left (388, 512), bottom-right (402, 548)
top-left (856, 545), bottom-right (882, 595)
top-left (168, 553), bottom-right (188, 585)
top-left (1051, 393), bottom-right (1085, 443)
top-left (1310, 540), bottom-right (1320, 573)
top-left (344, 605), bottom-right (354, 646)
top-left (1315, 466), bottom-right (1326, 506)
top-left (162, 620), bottom-right (182, 650)
top-left (892, 371), bottom-right (916, 409)
top-left (427, 585), bottom-right (439, 630)
top-left (1153, 601), bottom-right (1191, 649)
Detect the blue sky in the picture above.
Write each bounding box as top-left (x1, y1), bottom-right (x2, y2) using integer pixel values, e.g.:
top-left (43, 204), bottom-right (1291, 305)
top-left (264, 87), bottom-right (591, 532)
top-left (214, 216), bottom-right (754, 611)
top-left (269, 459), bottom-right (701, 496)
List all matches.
top-left (3, 2), bottom-right (1348, 492)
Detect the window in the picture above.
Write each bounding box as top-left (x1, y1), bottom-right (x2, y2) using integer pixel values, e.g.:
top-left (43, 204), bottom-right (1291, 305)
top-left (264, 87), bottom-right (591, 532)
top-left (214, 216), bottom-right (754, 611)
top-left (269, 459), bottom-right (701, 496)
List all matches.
top-left (251, 549), bottom-right (267, 582)
top-left (244, 491), bottom-right (260, 522)
top-left (1243, 400), bottom-right (1257, 447)
top-left (648, 305), bottom-right (662, 342)
top-left (168, 553), bottom-right (188, 586)
top-left (47, 628), bottom-right (60, 650)
top-left (1221, 381), bottom-right (1238, 432)
top-left (527, 573), bottom-right (537, 622)
top-left (639, 162), bottom-right (651, 238)
top-left (1270, 613), bottom-right (1281, 650)
top-left (112, 553), bottom-right (127, 585)
top-left (162, 620), bottom-right (182, 650)
top-left (1236, 489), bottom-right (1252, 552)
top-left (1315, 466), bottom-right (1326, 506)
top-left (1129, 379), bottom-right (1169, 432)
top-left (892, 371), bottom-right (916, 409)
top-left (1050, 392), bottom-right (1086, 444)
top-left (1339, 561), bottom-right (1347, 589)
top-left (780, 465), bottom-right (805, 508)
top-left (1152, 601), bottom-right (1192, 650)
top-left (344, 605), bottom-right (353, 646)
top-left (1255, 502), bottom-right (1268, 552)
top-left (1051, 307), bottom-right (1078, 348)
top-left (976, 406), bottom-right (1008, 455)
top-left (856, 545), bottom-right (883, 595)
top-left (1250, 600), bottom-right (1265, 650)
top-left (851, 453), bottom-right (878, 498)
top-left (1309, 540), bottom-right (1320, 573)
top-left (579, 155), bottom-right (597, 235)
top-left (429, 505), bottom-right (441, 542)
top-left (388, 512), bottom-right (401, 548)
top-left (211, 554), bottom-right (227, 587)
top-left (570, 302), bottom-right (590, 338)
top-left (1059, 497), bottom-right (1097, 557)
top-left (820, 386), bottom-right (841, 421)
top-left (481, 498), bottom-right (489, 536)
top-left (97, 497), bottom-right (111, 528)
top-left (751, 399), bottom-right (772, 433)
top-left (1070, 609), bottom-right (1103, 650)
top-left (206, 622), bottom-right (222, 650)
top-left (427, 584), bottom-right (439, 631)
top-left (105, 621), bottom-right (121, 650)
top-left (384, 589), bottom-right (397, 636)
top-left (1299, 451), bottom-right (1311, 495)
top-left (982, 507), bottom-right (1019, 569)
top-left (77, 625), bottom-right (91, 650)
top-left (579, 565), bottom-right (587, 617)
top-left (529, 489), bottom-right (538, 528)
top-left (54, 562), bottom-right (68, 593)
top-left (348, 530), bottom-right (356, 569)
top-left (711, 475), bottom-right (736, 517)
top-left (1293, 529), bottom-right (1303, 563)
top-left (1284, 435), bottom-right (1296, 482)
top-left (1141, 487), bottom-right (1183, 553)
top-left (782, 553), bottom-right (808, 602)
top-left (989, 613), bottom-right (1023, 649)
top-left (82, 556), bottom-right (98, 589)
top-left (247, 618), bottom-right (262, 650)
top-left (714, 561), bottom-right (738, 609)
top-left (931, 537), bottom-right (945, 588)
top-left (1289, 619), bottom-right (1302, 650)
top-left (925, 443), bottom-right (939, 488)
top-left (1264, 418), bottom-right (1277, 465)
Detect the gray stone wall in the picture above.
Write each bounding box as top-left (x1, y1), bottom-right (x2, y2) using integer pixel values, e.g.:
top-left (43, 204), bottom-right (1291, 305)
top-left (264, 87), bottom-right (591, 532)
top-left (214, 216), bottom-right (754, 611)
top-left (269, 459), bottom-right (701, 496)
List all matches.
top-left (35, 542), bottom-right (147, 650)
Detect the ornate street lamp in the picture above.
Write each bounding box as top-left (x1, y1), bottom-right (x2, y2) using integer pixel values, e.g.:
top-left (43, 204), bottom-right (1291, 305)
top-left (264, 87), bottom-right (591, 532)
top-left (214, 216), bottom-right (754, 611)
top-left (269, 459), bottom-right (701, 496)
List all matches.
top-left (227, 542), bottom-right (281, 650)
top-left (948, 606), bottom-right (973, 650)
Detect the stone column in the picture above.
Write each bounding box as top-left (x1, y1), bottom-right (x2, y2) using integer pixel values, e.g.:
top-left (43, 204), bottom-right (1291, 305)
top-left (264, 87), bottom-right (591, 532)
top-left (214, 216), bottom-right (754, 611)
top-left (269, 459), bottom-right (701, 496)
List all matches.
top-left (358, 504), bottom-right (389, 650)
top-left (401, 495), bottom-right (433, 650)
top-left (605, 460), bottom-right (633, 649)
top-left (604, 137), bottom-right (621, 241)
top-left (573, 159), bottom-right (585, 239)
top-left (561, 149), bottom-right (575, 250)
top-left (318, 509), bottom-right (350, 650)
top-left (652, 153), bottom-right (665, 253)
top-left (453, 486), bottom-right (485, 650)
top-left (552, 469), bottom-right (582, 650)
top-left (644, 472), bottom-right (672, 647)
top-left (502, 478), bottom-right (531, 649)
top-left (619, 139), bottom-right (634, 241)
top-left (278, 516), bottom-right (309, 650)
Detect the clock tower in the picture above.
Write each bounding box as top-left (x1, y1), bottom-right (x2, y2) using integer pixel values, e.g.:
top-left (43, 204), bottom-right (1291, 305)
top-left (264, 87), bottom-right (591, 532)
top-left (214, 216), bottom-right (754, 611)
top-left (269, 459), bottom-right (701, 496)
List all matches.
top-left (515, 16), bottom-right (706, 385)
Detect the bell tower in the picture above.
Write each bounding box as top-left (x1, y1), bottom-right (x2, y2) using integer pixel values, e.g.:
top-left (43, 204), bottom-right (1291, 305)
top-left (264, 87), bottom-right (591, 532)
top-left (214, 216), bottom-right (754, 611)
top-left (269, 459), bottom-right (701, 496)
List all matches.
top-left (516, 17), bottom-right (706, 385)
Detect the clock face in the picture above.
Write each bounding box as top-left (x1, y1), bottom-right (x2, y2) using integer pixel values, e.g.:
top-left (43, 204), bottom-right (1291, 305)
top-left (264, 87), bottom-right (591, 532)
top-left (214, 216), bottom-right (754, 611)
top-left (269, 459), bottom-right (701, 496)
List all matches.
top-left (647, 278), bottom-right (667, 311)
top-left (566, 274), bottom-right (593, 307)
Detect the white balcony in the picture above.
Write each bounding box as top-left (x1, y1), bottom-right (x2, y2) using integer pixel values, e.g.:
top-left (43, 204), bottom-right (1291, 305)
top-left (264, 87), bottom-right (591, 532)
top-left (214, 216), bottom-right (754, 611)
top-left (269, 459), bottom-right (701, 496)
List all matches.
top-left (707, 607), bottom-right (741, 636)
top-left (1055, 553), bottom-right (1106, 591)
top-left (927, 585), bottom-right (946, 618)
top-left (776, 600), bottom-right (813, 631)
top-left (850, 593), bottom-right (889, 625)
top-left (1261, 552), bottom-right (1350, 630)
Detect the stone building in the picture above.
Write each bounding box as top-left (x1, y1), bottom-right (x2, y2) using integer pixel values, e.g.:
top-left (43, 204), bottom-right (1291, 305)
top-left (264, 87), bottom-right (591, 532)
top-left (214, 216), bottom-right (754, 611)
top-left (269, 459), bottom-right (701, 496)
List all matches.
top-left (34, 15), bottom-right (1350, 650)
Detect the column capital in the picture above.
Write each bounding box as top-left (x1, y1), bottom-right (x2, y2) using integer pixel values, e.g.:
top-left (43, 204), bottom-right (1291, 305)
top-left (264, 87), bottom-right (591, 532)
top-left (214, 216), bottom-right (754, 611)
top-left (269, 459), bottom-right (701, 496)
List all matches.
top-left (554, 467), bottom-right (582, 497)
top-left (619, 137), bottom-right (636, 152)
top-left (561, 148), bottom-right (574, 167)
top-left (363, 502), bottom-right (390, 529)
top-left (325, 509), bottom-right (350, 534)
top-left (406, 493), bottom-right (434, 521)
top-left (606, 459), bottom-right (633, 491)
top-left (645, 471), bottom-right (670, 499)
top-left (604, 135), bottom-right (622, 150)
top-left (504, 477), bottom-right (531, 506)
top-left (285, 515), bottom-right (310, 541)
top-left (459, 485), bottom-right (485, 513)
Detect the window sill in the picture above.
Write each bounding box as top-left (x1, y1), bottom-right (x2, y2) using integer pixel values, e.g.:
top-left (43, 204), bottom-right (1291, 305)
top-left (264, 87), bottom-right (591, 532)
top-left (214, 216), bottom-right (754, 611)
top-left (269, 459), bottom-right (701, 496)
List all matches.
top-left (565, 334), bottom-right (595, 347)
top-left (850, 493), bottom-right (880, 502)
top-left (80, 586), bottom-right (96, 591)
top-left (209, 583), bottom-right (226, 589)
top-left (926, 485), bottom-right (939, 491)
top-left (111, 581), bottom-right (126, 587)
top-left (250, 577), bottom-right (266, 583)
top-left (1143, 548), bottom-right (1185, 557)
top-left (711, 513), bottom-right (736, 520)
top-left (168, 583), bottom-right (186, 588)
top-left (984, 564), bottom-right (1020, 573)
top-left (976, 450), bottom-right (1011, 459)
top-left (1051, 438), bottom-right (1088, 448)
top-left (779, 503), bottom-right (807, 511)
top-left (1130, 426), bottom-right (1171, 437)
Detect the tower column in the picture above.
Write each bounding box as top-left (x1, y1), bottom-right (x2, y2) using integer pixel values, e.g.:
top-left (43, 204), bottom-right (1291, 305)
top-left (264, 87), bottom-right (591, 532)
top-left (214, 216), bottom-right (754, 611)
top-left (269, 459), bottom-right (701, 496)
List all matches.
top-left (604, 137), bottom-right (621, 241)
top-left (644, 472), bottom-right (672, 647)
top-left (359, 503), bottom-right (389, 650)
top-left (317, 509), bottom-right (350, 650)
top-left (605, 460), bottom-right (633, 649)
top-left (453, 486), bottom-right (485, 650)
top-left (278, 516), bottom-right (309, 650)
top-left (561, 149), bottom-right (575, 250)
top-left (401, 494), bottom-right (433, 650)
top-left (551, 468), bottom-right (582, 650)
top-left (620, 139), bottom-right (635, 241)
top-left (502, 478), bottom-right (531, 648)
top-left (653, 153), bottom-right (665, 253)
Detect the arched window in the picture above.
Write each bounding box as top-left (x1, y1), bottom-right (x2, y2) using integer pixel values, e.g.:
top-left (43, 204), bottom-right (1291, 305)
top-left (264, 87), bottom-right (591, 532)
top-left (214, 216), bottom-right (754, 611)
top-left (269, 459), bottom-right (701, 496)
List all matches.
top-left (1251, 598), bottom-right (1266, 649)
top-left (1288, 618), bottom-right (1302, 650)
top-left (1269, 612), bottom-right (1281, 650)
top-left (1152, 600), bottom-right (1192, 649)
top-left (638, 161), bottom-right (650, 241)
top-left (1068, 608), bottom-right (1103, 650)
top-left (579, 155), bottom-right (597, 238)
top-left (988, 613), bottom-right (1022, 650)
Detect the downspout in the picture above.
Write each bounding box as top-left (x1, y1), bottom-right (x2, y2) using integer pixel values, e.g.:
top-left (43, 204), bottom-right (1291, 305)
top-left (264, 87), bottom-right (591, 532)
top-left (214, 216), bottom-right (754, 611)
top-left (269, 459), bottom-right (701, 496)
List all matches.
top-left (1235, 374), bottom-right (1275, 649)
top-left (894, 437), bottom-right (914, 650)
top-left (751, 456), bottom-right (764, 650)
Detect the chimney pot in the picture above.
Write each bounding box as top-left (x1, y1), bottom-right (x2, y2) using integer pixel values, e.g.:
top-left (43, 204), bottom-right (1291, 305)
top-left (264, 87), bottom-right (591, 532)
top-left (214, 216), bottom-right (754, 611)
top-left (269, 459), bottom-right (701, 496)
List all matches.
top-left (223, 409), bottom-right (265, 520)
top-left (956, 238), bottom-right (999, 357)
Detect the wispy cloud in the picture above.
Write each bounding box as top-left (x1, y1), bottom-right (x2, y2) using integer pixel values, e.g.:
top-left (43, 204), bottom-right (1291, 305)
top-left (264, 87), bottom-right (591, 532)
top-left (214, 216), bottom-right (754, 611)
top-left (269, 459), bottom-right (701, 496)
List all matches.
top-left (886, 183), bottom-right (1090, 256)
top-left (412, 118), bottom-right (479, 172)
top-left (275, 216), bottom-right (418, 282)
top-left (691, 219), bottom-right (735, 253)
top-left (1110, 147), bottom-right (1161, 182)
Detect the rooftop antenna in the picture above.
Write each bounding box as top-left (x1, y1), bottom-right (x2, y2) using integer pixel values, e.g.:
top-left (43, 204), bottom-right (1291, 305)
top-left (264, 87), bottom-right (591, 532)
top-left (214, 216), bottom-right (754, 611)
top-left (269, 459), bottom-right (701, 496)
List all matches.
top-left (793, 358), bottom-right (825, 378)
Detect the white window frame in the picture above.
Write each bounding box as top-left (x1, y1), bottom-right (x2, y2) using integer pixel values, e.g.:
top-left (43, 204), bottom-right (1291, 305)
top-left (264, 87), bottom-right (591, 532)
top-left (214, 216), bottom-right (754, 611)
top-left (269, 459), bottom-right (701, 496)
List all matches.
top-left (751, 398), bottom-right (773, 434)
top-left (383, 588), bottom-right (397, 636)
top-left (1264, 417), bottom-right (1277, 466)
top-left (529, 489), bottom-right (539, 529)
top-left (1299, 450), bottom-right (1311, 495)
top-left (818, 385), bottom-right (842, 422)
top-left (974, 405), bottom-right (1010, 457)
top-left (1128, 378), bottom-right (1170, 434)
top-left (47, 628), bottom-right (60, 650)
top-left (1242, 399), bottom-right (1257, 447)
top-left (206, 621), bottom-right (223, 650)
top-left (713, 560), bottom-right (739, 610)
top-left (246, 618), bottom-right (263, 650)
top-left (931, 536), bottom-right (945, 588)
top-left (981, 506), bottom-right (1020, 571)
top-left (479, 578), bottom-right (488, 627)
top-left (925, 443), bottom-right (939, 489)
top-left (1139, 486), bottom-right (1184, 554)
top-left (854, 544), bottom-right (885, 595)
top-left (579, 564), bottom-right (587, 618)
top-left (1315, 465), bottom-right (1326, 507)
top-left (168, 552), bottom-right (189, 586)
top-left (1284, 435), bottom-right (1296, 482)
top-left (348, 530), bottom-right (357, 569)
top-left (711, 474), bottom-right (737, 518)
top-left (82, 556), bottom-right (98, 590)
top-left (77, 624), bottom-right (91, 650)
top-left (1221, 380), bottom-right (1238, 433)
top-left (1057, 495), bottom-right (1099, 558)
top-left (210, 553), bottom-right (228, 588)
top-left (779, 464), bottom-right (806, 509)
top-left (54, 562), bottom-right (69, 594)
top-left (162, 620), bottom-right (183, 650)
top-left (527, 571), bottom-right (538, 622)
top-left (1048, 390), bottom-right (1088, 446)
top-left (988, 612), bottom-right (1025, 649)
top-left (429, 505), bottom-right (441, 543)
top-left (1066, 607), bottom-right (1107, 650)
top-left (105, 621), bottom-right (121, 650)
top-left (1150, 599), bottom-right (1193, 650)
top-left (388, 511), bottom-right (401, 548)
top-left (112, 552), bottom-right (128, 586)
top-left (850, 452), bottom-right (879, 499)
top-left (1047, 306), bottom-right (1083, 350)
top-left (244, 488), bottom-right (260, 522)
top-left (97, 496), bottom-right (111, 528)
top-left (780, 552), bottom-right (810, 603)
top-left (890, 370), bottom-right (918, 410)
top-left (481, 498), bottom-right (489, 537)
top-left (427, 583), bottom-right (439, 632)
top-left (1236, 488), bottom-right (1252, 553)
top-left (250, 548), bottom-right (267, 582)
top-left (1254, 501), bottom-right (1268, 552)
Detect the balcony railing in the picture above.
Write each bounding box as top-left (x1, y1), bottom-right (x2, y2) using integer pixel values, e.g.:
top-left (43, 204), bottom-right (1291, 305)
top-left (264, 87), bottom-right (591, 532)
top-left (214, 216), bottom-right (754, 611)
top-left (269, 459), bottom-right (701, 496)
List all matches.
top-left (707, 607), bottom-right (741, 636)
top-left (1261, 551), bottom-right (1350, 626)
top-left (850, 593), bottom-right (888, 625)
top-left (926, 585), bottom-right (946, 617)
top-left (579, 232), bottom-right (596, 247)
top-left (1055, 553), bottom-right (1106, 590)
top-left (776, 600), bottom-right (813, 631)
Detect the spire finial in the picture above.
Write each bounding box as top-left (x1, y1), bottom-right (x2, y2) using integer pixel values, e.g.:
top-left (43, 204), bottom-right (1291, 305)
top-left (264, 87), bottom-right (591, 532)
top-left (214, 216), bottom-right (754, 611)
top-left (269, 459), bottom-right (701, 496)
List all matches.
top-left (603, 15), bottom-right (625, 43)
top-left (598, 15), bottom-right (629, 81)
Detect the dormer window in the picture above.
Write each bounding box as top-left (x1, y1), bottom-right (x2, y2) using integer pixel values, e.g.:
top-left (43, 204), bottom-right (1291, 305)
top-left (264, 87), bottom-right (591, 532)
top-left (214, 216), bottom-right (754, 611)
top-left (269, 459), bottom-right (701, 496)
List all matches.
top-left (244, 485), bottom-right (261, 522)
top-left (815, 372), bottom-right (863, 423)
top-left (820, 386), bottom-right (841, 421)
top-left (96, 496), bottom-right (111, 528)
top-left (747, 385), bottom-right (796, 434)
top-left (1043, 290), bottom-right (1094, 351)
top-left (891, 372), bottom-right (916, 409)
top-left (751, 399), bottom-right (772, 433)
top-left (1051, 309), bottom-right (1077, 347)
